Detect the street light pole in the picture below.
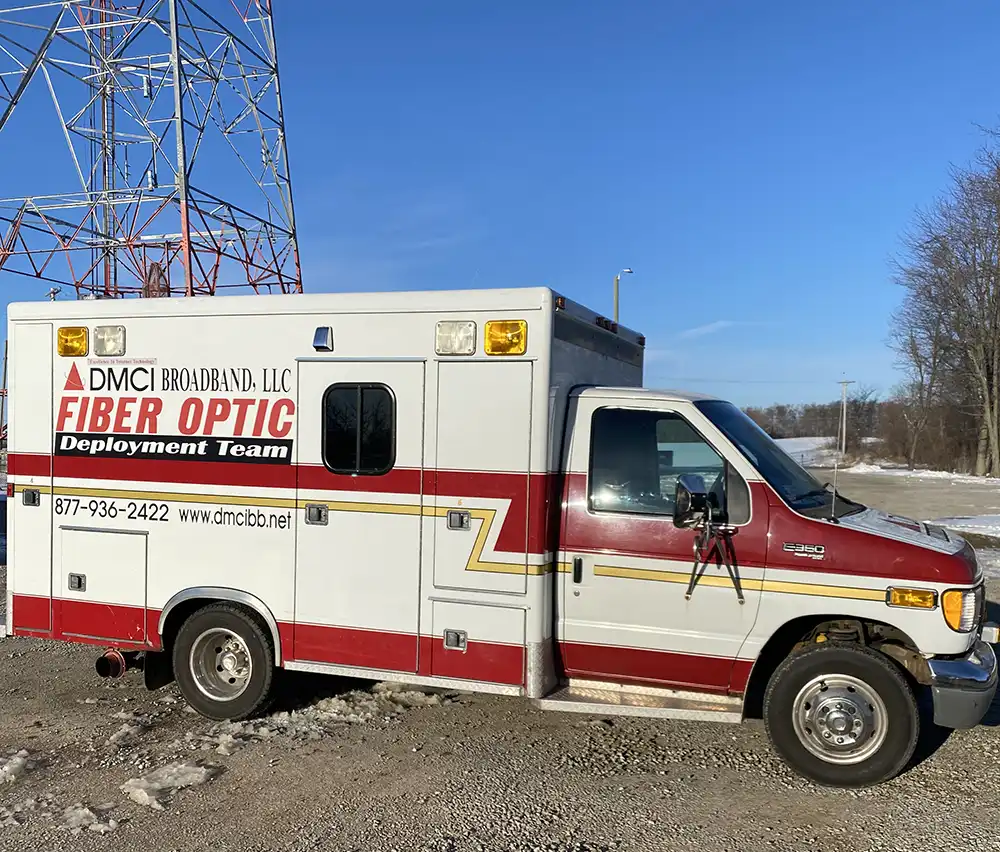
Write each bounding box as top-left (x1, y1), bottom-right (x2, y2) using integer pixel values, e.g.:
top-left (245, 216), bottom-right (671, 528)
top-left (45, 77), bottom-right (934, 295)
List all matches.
top-left (613, 268), bottom-right (633, 325)
top-left (839, 380), bottom-right (855, 456)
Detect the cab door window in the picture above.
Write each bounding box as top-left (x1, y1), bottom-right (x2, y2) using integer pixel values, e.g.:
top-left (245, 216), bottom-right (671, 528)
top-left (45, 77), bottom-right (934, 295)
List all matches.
top-left (589, 408), bottom-right (727, 517)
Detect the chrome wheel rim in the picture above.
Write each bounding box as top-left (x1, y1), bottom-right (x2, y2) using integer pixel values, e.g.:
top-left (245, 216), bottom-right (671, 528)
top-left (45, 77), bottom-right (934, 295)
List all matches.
top-left (189, 628), bottom-right (253, 702)
top-left (791, 673), bottom-right (888, 765)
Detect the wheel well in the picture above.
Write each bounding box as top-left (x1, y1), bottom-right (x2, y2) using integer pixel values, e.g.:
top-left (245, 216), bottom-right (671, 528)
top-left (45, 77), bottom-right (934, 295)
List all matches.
top-left (158, 594), bottom-right (280, 664)
top-left (741, 615), bottom-right (925, 719)
top-left (159, 599), bottom-right (209, 653)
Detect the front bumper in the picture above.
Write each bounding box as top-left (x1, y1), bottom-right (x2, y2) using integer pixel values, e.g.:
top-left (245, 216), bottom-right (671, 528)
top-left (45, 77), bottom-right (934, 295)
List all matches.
top-left (927, 635), bottom-right (998, 729)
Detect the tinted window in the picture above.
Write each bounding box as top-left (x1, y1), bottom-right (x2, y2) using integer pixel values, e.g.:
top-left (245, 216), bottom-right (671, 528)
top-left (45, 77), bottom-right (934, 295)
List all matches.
top-left (590, 408), bottom-right (726, 517)
top-left (323, 384), bottom-right (395, 475)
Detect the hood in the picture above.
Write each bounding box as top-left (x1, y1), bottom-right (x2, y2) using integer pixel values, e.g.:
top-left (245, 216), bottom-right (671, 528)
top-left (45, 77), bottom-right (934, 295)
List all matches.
top-left (838, 507), bottom-right (968, 556)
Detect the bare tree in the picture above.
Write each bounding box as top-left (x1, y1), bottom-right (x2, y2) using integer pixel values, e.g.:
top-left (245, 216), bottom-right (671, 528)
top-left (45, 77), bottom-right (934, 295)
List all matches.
top-left (892, 147), bottom-right (1000, 477)
top-left (890, 255), bottom-right (949, 468)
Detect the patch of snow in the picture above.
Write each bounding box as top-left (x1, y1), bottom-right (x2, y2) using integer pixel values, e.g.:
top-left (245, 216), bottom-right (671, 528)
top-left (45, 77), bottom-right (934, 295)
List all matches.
top-left (844, 462), bottom-right (884, 474)
top-left (0, 793), bottom-right (57, 828)
top-left (844, 464), bottom-right (1000, 483)
top-left (106, 723), bottom-right (144, 749)
top-left (776, 437), bottom-right (839, 467)
top-left (977, 550), bottom-right (1000, 579)
top-left (62, 805), bottom-right (118, 835)
top-left (930, 515), bottom-right (1000, 537)
top-left (222, 682), bottom-right (447, 743)
top-left (122, 761), bottom-right (219, 810)
top-left (1, 751), bottom-right (30, 784)
top-left (169, 728), bottom-right (254, 756)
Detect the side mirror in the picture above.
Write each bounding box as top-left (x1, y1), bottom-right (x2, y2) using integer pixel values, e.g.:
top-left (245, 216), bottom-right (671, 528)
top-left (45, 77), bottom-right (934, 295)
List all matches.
top-left (674, 473), bottom-right (709, 528)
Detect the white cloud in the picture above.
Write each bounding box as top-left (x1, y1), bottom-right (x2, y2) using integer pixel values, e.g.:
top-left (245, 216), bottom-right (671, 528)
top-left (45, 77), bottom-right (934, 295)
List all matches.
top-left (677, 320), bottom-right (737, 339)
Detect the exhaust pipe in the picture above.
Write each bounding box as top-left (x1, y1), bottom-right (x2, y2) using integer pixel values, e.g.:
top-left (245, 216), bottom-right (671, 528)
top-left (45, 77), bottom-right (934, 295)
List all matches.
top-left (95, 650), bottom-right (142, 679)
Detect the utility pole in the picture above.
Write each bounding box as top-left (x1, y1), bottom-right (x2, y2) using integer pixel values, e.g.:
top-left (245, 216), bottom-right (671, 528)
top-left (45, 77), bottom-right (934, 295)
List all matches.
top-left (839, 380), bottom-right (855, 456)
top-left (613, 268), bottom-right (633, 325)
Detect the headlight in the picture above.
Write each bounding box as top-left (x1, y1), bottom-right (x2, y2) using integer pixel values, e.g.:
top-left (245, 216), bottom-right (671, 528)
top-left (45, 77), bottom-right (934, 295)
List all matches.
top-left (942, 586), bottom-right (982, 632)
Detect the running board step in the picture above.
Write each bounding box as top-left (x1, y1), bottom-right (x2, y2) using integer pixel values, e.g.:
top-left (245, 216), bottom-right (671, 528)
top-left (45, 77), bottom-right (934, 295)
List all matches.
top-left (535, 681), bottom-right (743, 723)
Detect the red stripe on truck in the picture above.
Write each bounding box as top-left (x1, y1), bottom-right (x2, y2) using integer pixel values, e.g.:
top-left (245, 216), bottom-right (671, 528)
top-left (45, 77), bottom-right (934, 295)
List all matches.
top-left (292, 623), bottom-right (419, 673)
top-left (12, 596), bottom-right (527, 687)
top-left (8, 453), bottom-right (555, 556)
top-left (417, 634), bottom-right (525, 686)
top-left (7, 453), bottom-right (51, 478)
top-left (560, 641), bottom-right (753, 695)
top-left (12, 594), bottom-right (161, 650)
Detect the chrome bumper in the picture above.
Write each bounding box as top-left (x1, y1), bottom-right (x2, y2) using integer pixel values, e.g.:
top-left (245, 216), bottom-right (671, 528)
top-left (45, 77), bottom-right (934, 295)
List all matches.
top-left (926, 635), bottom-right (998, 729)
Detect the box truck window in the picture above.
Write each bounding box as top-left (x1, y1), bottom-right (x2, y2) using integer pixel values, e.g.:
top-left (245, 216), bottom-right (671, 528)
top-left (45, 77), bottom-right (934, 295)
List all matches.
top-left (322, 383), bottom-right (396, 475)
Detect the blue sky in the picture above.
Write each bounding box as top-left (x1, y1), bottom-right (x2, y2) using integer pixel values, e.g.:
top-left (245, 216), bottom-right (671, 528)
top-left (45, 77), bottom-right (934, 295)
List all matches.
top-left (3, 0), bottom-right (999, 406)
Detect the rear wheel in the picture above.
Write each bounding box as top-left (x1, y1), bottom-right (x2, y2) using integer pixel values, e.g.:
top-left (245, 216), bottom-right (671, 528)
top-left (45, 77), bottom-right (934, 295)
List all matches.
top-left (764, 643), bottom-right (919, 787)
top-left (172, 603), bottom-right (276, 721)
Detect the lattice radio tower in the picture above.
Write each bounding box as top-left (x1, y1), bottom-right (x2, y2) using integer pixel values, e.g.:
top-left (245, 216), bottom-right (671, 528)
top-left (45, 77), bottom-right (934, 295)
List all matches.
top-left (0, 0), bottom-right (301, 297)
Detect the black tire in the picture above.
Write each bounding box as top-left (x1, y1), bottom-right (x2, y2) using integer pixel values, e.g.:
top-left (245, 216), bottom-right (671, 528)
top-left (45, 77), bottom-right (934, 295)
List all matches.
top-left (172, 603), bottom-right (276, 722)
top-left (763, 643), bottom-right (919, 787)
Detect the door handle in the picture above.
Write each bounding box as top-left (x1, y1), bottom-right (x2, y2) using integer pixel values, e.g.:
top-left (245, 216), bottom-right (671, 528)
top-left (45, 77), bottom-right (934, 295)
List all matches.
top-left (572, 556), bottom-right (583, 584)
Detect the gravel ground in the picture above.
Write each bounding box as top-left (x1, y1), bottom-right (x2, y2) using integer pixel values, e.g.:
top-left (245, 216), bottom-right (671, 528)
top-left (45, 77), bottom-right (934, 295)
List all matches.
top-left (0, 475), bottom-right (999, 851)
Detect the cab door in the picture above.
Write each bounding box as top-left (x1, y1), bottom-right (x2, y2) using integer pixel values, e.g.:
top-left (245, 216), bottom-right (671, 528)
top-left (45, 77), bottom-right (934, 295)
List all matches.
top-left (557, 394), bottom-right (767, 693)
top-left (293, 359), bottom-right (425, 673)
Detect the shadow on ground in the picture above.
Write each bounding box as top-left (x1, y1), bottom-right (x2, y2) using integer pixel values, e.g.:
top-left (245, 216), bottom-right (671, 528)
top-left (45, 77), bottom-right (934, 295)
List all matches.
top-left (268, 670), bottom-right (374, 714)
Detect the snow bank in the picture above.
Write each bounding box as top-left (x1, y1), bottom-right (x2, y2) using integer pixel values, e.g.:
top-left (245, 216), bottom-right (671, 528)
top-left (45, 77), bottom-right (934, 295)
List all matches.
top-left (0, 751), bottom-right (30, 785)
top-left (122, 762), bottom-right (219, 810)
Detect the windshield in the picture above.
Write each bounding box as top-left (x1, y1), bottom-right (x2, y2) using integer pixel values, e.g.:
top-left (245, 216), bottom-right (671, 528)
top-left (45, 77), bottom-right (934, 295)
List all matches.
top-left (695, 400), bottom-right (862, 518)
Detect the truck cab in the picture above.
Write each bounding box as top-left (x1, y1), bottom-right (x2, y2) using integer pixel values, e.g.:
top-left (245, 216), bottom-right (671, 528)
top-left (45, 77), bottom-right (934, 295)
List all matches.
top-left (547, 386), bottom-right (995, 786)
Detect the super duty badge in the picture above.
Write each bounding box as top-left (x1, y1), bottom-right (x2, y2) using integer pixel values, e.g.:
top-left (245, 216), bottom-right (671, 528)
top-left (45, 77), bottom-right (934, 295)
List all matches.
top-left (783, 542), bottom-right (825, 561)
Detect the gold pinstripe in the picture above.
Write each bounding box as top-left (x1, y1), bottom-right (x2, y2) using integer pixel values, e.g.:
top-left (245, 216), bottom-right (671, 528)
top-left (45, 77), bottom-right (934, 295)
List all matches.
top-left (17, 484), bottom-right (887, 595)
top-left (555, 561), bottom-right (886, 602)
top-left (18, 484), bottom-right (547, 577)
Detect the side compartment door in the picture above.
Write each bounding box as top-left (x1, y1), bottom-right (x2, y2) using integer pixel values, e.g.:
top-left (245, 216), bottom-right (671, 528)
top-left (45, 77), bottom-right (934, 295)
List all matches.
top-left (557, 397), bottom-right (767, 692)
top-left (293, 360), bottom-right (425, 673)
top-left (9, 323), bottom-right (54, 635)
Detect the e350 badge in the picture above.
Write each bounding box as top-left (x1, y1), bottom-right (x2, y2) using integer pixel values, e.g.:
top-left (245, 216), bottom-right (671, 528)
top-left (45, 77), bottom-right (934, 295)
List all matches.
top-left (783, 542), bottom-right (826, 561)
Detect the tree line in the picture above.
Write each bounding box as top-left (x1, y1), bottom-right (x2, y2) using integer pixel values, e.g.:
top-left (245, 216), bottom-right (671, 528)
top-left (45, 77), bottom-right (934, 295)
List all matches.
top-left (744, 390), bottom-right (980, 473)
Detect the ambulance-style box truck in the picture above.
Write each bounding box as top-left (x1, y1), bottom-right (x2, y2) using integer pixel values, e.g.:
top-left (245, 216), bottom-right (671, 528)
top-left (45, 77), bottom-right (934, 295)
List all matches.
top-left (5, 287), bottom-right (996, 787)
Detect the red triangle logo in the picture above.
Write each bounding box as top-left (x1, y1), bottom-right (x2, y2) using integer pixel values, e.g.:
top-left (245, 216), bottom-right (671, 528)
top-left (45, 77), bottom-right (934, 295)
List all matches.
top-left (64, 363), bottom-right (84, 392)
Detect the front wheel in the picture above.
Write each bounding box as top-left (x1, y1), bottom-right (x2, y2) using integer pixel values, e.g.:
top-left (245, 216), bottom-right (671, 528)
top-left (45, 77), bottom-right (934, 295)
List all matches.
top-left (172, 603), bottom-right (276, 721)
top-left (764, 643), bottom-right (919, 787)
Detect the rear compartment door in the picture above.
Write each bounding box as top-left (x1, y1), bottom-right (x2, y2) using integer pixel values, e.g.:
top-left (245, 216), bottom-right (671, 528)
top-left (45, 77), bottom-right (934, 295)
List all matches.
top-left (9, 323), bottom-right (54, 635)
top-left (293, 359), bottom-right (425, 672)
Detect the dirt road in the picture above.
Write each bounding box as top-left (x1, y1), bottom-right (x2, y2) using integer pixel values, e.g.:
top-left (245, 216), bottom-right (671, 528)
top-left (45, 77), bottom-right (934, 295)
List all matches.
top-left (1, 473), bottom-right (999, 852)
